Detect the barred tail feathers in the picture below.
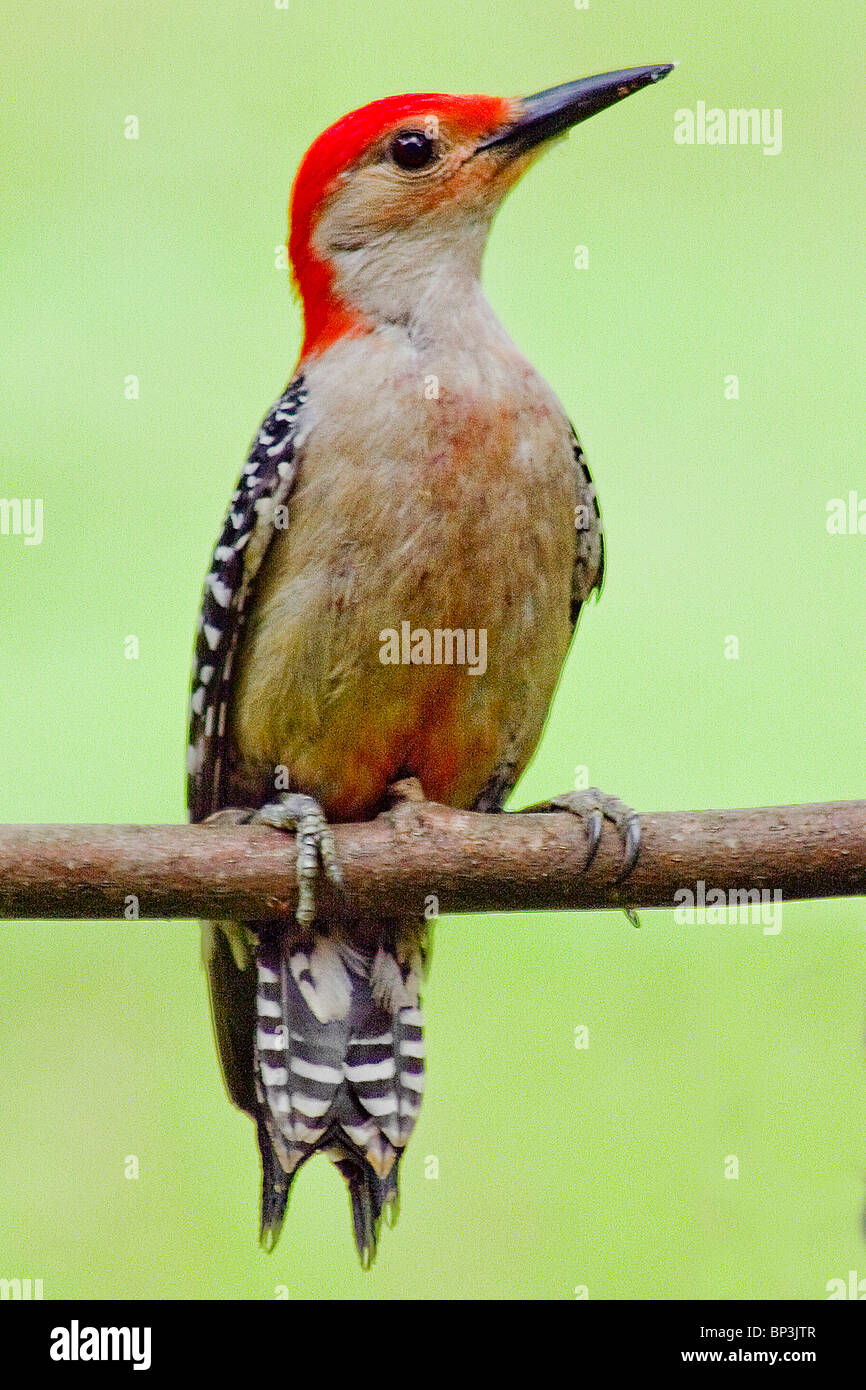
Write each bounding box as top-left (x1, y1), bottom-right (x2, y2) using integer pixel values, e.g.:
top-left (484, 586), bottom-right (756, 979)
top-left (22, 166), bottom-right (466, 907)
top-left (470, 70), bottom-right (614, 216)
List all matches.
top-left (254, 933), bottom-right (426, 1266)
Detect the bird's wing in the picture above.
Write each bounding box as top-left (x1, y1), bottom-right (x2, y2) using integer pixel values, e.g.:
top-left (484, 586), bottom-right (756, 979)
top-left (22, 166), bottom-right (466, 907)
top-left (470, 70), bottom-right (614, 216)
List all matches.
top-left (187, 374), bottom-right (308, 824)
top-left (568, 425), bottom-right (605, 624)
top-left (200, 921), bottom-right (258, 1115)
top-left (473, 425), bottom-right (605, 814)
top-left (188, 375), bottom-right (308, 1122)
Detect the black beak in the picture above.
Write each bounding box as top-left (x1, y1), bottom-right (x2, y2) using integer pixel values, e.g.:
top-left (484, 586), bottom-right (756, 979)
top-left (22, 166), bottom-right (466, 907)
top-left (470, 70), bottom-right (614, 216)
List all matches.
top-left (477, 64), bottom-right (675, 155)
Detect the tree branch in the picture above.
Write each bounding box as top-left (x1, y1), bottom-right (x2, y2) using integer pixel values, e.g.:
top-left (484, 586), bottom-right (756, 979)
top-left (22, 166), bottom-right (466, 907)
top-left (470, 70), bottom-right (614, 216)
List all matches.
top-left (0, 798), bottom-right (864, 932)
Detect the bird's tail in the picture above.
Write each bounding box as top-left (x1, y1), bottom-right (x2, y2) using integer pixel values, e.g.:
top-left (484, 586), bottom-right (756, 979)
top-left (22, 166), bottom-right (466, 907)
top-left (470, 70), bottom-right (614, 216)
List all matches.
top-left (253, 928), bottom-right (426, 1267)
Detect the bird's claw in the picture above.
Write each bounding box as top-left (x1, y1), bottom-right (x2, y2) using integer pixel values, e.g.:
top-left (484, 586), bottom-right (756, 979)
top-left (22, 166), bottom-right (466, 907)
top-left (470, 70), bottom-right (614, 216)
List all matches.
top-left (582, 807), bottom-right (604, 866)
top-left (526, 787), bottom-right (641, 927)
top-left (253, 793), bottom-right (343, 927)
top-left (547, 789), bottom-right (640, 882)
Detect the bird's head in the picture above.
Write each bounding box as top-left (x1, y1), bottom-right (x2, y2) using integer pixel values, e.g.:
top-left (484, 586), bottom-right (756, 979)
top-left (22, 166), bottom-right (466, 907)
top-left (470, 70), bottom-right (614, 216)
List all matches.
top-left (289, 66), bottom-right (674, 358)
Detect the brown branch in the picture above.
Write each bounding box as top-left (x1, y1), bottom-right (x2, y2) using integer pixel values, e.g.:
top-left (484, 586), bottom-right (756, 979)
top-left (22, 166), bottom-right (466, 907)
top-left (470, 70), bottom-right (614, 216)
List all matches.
top-left (0, 797), bottom-right (864, 933)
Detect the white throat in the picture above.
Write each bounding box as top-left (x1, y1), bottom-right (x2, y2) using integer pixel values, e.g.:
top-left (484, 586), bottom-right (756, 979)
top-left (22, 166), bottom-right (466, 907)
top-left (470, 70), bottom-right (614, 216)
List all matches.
top-left (316, 212), bottom-right (494, 336)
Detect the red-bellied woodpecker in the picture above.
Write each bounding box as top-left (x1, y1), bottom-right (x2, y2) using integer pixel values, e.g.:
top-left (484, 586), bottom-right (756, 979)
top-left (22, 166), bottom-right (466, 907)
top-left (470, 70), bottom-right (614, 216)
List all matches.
top-left (187, 65), bottom-right (672, 1267)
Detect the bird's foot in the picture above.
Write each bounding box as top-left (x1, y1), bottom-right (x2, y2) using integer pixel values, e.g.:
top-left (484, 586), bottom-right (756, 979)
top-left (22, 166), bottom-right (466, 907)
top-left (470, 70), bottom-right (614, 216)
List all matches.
top-left (207, 794), bottom-right (342, 927)
top-left (252, 793), bottom-right (343, 927)
top-left (522, 787), bottom-right (641, 927)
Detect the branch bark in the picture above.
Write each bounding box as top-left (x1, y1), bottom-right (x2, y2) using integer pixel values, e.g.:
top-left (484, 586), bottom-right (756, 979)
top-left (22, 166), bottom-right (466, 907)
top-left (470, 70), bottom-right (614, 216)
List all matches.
top-left (0, 798), bottom-right (864, 932)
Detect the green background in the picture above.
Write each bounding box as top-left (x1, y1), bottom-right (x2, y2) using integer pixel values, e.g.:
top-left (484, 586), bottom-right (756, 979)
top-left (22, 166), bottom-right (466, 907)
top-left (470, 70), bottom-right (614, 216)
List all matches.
top-left (1, 0), bottom-right (863, 1299)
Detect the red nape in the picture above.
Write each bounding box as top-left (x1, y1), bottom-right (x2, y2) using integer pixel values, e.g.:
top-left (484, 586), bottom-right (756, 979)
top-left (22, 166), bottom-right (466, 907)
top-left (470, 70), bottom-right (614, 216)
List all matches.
top-left (288, 92), bottom-right (510, 360)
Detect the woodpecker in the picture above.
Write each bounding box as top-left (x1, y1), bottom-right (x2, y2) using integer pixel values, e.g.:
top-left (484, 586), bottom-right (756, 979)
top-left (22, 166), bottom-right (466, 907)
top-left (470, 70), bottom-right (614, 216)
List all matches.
top-left (188, 65), bottom-right (672, 1267)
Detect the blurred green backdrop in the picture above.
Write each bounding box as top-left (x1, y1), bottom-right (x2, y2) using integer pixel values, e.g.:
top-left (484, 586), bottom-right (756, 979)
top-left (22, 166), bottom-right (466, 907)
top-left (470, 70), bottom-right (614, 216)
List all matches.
top-left (1, 0), bottom-right (863, 1300)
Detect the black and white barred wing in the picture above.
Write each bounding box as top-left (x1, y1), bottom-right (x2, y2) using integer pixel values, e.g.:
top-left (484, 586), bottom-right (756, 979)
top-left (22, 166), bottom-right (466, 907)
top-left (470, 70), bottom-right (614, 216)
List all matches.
top-left (187, 375), bottom-right (308, 823)
top-left (569, 425), bottom-right (605, 627)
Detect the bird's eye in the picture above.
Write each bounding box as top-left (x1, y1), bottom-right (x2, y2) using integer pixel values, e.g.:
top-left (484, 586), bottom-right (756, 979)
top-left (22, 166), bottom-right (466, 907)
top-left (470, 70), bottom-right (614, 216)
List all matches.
top-left (390, 130), bottom-right (437, 170)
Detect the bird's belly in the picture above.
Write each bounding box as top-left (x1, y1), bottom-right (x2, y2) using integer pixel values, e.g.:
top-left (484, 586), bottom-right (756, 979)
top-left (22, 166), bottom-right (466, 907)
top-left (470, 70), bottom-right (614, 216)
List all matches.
top-left (290, 643), bottom-right (519, 818)
top-left (267, 616), bottom-right (561, 819)
top-left (230, 348), bottom-right (578, 819)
